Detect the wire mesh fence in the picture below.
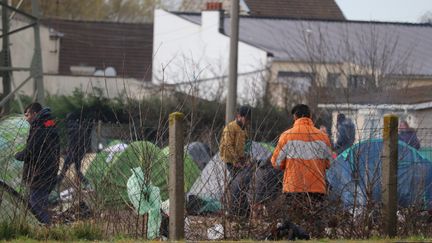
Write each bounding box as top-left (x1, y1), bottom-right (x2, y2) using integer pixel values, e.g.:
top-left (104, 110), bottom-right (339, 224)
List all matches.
top-left (0, 115), bottom-right (432, 240)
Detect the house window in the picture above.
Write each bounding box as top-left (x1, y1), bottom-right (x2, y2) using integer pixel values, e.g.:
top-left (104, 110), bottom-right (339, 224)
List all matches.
top-left (327, 73), bottom-right (342, 88)
top-left (348, 75), bottom-right (373, 89)
top-left (277, 71), bottom-right (313, 94)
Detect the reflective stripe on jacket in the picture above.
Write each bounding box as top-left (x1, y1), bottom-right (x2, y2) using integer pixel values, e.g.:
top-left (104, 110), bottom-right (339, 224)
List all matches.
top-left (271, 118), bottom-right (332, 194)
top-left (219, 120), bottom-right (247, 164)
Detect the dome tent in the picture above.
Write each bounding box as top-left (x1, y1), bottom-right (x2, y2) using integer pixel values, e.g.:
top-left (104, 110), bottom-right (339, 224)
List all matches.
top-left (0, 116), bottom-right (29, 192)
top-left (0, 116), bottom-right (38, 224)
top-left (160, 146), bottom-right (201, 196)
top-left (85, 140), bottom-right (127, 189)
top-left (327, 139), bottom-right (432, 209)
top-left (97, 141), bottom-right (163, 205)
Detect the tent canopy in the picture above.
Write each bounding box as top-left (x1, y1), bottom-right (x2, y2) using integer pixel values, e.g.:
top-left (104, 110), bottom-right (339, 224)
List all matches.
top-left (327, 139), bottom-right (432, 209)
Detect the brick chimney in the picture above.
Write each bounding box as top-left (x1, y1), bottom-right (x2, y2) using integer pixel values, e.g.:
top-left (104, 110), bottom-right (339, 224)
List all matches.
top-left (205, 2), bottom-right (223, 10)
top-left (203, 1), bottom-right (224, 33)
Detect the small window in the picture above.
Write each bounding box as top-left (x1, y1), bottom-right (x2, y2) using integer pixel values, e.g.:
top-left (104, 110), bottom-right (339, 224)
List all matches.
top-left (327, 73), bottom-right (342, 88)
top-left (348, 75), bottom-right (373, 89)
top-left (277, 71), bottom-right (313, 94)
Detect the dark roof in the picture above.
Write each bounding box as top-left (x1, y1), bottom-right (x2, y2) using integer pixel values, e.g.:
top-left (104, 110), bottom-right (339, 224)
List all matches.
top-left (41, 18), bottom-right (153, 81)
top-left (318, 86), bottom-right (432, 105)
top-left (244, 0), bottom-right (345, 20)
top-left (180, 0), bottom-right (345, 20)
top-left (177, 13), bottom-right (432, 76)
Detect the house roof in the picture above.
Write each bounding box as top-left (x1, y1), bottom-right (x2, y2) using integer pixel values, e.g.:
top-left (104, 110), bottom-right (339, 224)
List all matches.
top-left (243, 0), bottom-right (345, 20)
top-left (317, 86), bottom-right (432, 108)
top-left (41, 18), bottom-right (153, 81)
top-left (180, 0), bottom-right (345, 20)
top-left (177, 13), bottom-right (432, 76)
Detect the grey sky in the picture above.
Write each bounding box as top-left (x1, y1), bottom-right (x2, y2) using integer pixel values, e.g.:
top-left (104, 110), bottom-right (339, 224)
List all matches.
top-left (335, 0), bottom-right (432, 23)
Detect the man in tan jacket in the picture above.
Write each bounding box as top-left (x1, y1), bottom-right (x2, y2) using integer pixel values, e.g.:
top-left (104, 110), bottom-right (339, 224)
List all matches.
top-left (219, 105), bottom-right (251, 177)
top-left (219, 106), bottom-right (252, 217)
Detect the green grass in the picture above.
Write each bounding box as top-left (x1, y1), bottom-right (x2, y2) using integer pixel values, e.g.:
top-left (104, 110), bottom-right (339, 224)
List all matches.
top-left (0, 220), bottom-right (103, 241)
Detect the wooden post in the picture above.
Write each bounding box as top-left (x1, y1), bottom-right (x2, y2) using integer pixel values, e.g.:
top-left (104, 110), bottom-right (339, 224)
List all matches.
top-left (382, 114), bottom-right (398, 237)
top-left (169, 112), bottom-right (185, 240)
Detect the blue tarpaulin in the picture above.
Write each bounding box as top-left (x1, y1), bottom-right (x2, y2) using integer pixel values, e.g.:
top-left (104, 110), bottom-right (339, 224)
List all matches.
top-left (327, 139), bottom-right (432, 209)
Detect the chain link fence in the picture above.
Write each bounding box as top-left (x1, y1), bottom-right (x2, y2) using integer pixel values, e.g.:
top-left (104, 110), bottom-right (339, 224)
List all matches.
top-left (1, 115), bottom-right (432, 240)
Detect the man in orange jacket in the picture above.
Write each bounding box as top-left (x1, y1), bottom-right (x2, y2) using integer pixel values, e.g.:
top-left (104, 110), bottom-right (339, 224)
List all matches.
top-left (271, 104), bottom-right (332, 234)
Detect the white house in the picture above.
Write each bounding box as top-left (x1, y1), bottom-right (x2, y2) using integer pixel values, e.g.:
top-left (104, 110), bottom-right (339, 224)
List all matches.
top-left (152, 8), bottom-right (269, 105)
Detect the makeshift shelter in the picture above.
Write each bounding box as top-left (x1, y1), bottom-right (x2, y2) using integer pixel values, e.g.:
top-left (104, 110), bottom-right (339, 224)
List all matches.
top-left (188, 153), bottom-right (227, 201)
top-left (250, 142), bottom-right (282, 204)
top-left (186, 142), bottom-right (211, 170)
top-left (85, 140), bottom-right (127, 188)
top-left (96, 141), bottom-right (163, 205)
top-left (0, 116), bottom-right (29, 192)
top-left (188, 142), bottom-right (281, 207)
top-left (327, 139), bottom-right (432, 209)
top-left (160, 146), bottom-right (201, 195)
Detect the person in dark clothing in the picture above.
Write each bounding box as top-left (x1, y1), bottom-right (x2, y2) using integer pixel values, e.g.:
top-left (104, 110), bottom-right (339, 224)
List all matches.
top-left (15, 103), bottom-right (60, 225)
top-left (334, 113), bottom-right (356, 155)
top-left (399, 120), bottom-right (420, 149)
top-left (57, 112), bottom-right (93, 187)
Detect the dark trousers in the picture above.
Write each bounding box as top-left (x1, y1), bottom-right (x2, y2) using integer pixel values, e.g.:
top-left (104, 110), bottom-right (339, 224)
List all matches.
top-left (284, 192), bottom-right (326, 237)
top-left (57, 150), bottom-right (88, 186)
top-left (226, 163), bottom-right (252, 217)
top-left (29, 186), bottom-right (52, 224)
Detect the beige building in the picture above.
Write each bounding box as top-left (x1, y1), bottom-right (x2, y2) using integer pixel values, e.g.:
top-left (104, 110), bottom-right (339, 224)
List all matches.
top-left (0, 18), bottom-right (155, 102)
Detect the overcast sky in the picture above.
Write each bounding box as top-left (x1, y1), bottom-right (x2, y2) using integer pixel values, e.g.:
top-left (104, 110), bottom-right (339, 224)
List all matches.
top-left (335, 0), bottom-right (432, 23)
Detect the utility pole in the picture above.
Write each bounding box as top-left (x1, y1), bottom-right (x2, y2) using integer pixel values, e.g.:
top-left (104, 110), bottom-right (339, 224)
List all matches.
top-left (225, 0), bottom-right (239, 124)
top-left (31, 0), bottom-right (44, 105)
top-left (1, 0), bottom-right (12, 114)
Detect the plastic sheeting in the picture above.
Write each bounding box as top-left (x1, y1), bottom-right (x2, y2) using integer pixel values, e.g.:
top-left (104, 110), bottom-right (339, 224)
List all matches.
top-left (327, 139), bottom-right (432, 209)
top-left (127, 167), bottom-right (162, 239)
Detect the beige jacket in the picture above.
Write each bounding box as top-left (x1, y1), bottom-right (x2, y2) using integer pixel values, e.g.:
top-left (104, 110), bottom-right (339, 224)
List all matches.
top-left (219, 120), bottom-right (247, 164)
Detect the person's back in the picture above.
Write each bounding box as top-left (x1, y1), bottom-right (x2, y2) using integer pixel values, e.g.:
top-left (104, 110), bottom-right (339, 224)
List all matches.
top-left (398, 121), bottom-right (420, 149)
top-left (58, 112), bottom-right (93, 187)
top-left (273, 118), bottom-right (331, 194)
top-left (335, 114), bottom-right (355, 154)
top-left (270, 104), bottom-right (332, 237)
top-left (272, 104), bottom-right (332, 194)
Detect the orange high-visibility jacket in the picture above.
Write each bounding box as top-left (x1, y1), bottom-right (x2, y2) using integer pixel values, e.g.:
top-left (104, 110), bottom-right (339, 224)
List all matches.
top-left (271, 118), bottom-right (332, 194)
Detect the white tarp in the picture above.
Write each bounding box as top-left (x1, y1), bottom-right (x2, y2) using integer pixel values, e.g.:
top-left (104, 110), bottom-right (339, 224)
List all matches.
top-left (187, 153), bottom-right (228, 200)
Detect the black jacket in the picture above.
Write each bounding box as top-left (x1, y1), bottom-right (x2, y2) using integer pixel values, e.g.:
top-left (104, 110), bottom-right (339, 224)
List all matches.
top-left (15, 108), bottom-right (60, 189)
top-left (66, 117), bottom-right (93, 154)
top-left (335, 118), bottom-right (356, 154)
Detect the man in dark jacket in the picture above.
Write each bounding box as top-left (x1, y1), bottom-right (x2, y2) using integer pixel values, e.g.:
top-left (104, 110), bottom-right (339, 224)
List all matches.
top-left (334, 113), bottom-right (356, 155)
top-left (15, 103), bottom-right (60, 225)
top-left (57, 112), bottom-right (92, 187)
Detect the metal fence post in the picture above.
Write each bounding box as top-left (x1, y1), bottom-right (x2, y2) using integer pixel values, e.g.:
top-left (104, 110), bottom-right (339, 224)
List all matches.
top-left (169, 112), bottom-right (185, 240)
top-left (382, 114), bottom-right (398, 237)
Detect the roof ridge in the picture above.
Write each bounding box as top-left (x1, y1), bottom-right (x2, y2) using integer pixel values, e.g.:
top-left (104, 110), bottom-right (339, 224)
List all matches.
top-left (41, 17), bottom-right (152, 26)
top-left (173, 11), bottom-right (432, 27)
top-left (235, 15), bottom-right (432, 27)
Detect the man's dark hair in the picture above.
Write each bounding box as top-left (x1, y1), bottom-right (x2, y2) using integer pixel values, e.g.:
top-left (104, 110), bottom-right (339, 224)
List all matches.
top-left (24, 102), bottom-right (42, 114)
top-left (337, 113), bottom-right (346, 123)
top-left (291, 104), bottom-right (310, 118)
top-left (237, 105), bottom-right (252, 119)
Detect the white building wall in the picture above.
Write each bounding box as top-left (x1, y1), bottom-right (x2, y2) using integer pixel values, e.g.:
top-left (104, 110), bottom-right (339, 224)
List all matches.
top-left (152, 9), bottom-right (268, 105)
top-left (44, 75), bottom-right (158, 100)
top-left (1, 19), bottom-right (60, 96)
